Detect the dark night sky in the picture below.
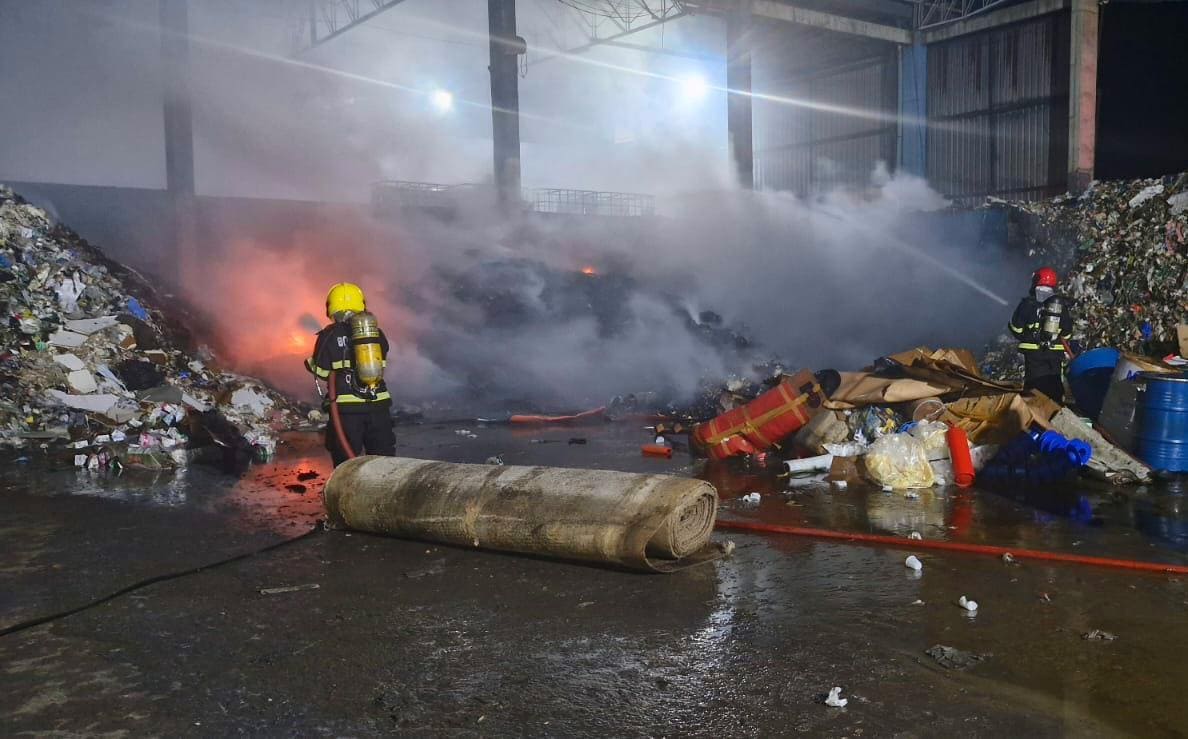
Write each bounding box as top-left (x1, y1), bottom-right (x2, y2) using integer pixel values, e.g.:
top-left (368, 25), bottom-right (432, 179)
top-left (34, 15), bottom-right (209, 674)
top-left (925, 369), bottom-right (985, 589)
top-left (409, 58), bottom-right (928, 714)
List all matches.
top-left (1095, 1), bottom-right (1188, 180)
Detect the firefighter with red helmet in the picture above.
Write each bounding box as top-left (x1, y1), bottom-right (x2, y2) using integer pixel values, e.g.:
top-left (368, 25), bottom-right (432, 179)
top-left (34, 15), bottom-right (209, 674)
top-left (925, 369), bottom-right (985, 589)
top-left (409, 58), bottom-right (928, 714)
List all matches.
top-left (1010, 267), bottom-right (1073, 403)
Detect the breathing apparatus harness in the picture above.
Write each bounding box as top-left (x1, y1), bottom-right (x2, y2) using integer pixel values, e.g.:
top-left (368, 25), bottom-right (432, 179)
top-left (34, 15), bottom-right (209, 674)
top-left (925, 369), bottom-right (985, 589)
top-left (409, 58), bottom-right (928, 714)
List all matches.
top-left (1039, 295), bottom-right (1066, 346)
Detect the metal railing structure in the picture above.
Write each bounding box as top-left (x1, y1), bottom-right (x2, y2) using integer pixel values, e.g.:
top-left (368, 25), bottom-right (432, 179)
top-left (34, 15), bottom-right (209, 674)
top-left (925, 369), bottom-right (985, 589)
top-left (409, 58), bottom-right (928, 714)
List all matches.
top-left (530, 188), bottom-right (655, 217)
top-left (371, 181), bottom-right (656, 218)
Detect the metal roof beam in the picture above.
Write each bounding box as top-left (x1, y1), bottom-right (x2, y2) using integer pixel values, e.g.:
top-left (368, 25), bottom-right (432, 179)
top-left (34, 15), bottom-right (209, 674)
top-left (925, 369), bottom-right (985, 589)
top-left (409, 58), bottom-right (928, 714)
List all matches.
top-left (918, 0), bottom-right (1070, 42)
top-left (293, 0), bottom-right (413, 55)
top-left (689, 1), bottom-right (912, 43)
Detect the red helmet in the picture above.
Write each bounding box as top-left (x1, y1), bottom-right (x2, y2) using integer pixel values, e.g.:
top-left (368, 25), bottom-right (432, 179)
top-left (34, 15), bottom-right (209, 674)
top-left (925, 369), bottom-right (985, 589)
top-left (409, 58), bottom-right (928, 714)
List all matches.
top-left (1033, 267), bottom-right (1058, 288)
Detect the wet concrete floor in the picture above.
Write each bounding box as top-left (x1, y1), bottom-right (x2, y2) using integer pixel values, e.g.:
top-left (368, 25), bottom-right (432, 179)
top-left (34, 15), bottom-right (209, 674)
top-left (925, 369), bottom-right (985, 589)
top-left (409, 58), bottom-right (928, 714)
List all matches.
top-left (2, 422), bottom-right (1188, 736)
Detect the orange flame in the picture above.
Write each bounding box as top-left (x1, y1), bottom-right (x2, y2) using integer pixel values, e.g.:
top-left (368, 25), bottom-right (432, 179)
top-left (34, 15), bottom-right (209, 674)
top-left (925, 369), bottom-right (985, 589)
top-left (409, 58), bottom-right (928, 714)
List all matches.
top-left (289, 332), bottom-right (313, 352)
top-left (580, 266), bottom-right (597, 276)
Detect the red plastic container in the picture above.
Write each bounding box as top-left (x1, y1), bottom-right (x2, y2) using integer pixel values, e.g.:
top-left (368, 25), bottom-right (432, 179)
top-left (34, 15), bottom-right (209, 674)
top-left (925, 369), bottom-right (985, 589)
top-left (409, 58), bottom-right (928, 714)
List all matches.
top-left (946, 425), bottom-right (975, 488)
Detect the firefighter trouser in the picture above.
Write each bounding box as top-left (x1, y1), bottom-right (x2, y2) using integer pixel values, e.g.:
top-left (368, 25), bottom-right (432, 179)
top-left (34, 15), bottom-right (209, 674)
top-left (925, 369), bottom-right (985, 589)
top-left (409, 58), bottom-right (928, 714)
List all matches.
top-left (1023, 352), bottom-right (1065, 405)
top-left (326, 404), bottom-right (396, 467)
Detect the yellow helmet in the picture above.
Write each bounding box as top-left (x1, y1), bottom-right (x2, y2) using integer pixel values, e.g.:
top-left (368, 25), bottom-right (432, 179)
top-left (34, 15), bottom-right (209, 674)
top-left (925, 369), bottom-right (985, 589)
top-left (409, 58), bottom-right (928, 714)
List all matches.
top-left (326, 282), bottom-right (366, 319)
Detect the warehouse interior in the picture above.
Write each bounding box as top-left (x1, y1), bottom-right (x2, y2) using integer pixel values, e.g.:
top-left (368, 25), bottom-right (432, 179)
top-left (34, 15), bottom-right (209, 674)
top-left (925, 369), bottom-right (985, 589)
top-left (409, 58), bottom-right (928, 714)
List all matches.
top-left (4, 2), bottom-right (1188, 736)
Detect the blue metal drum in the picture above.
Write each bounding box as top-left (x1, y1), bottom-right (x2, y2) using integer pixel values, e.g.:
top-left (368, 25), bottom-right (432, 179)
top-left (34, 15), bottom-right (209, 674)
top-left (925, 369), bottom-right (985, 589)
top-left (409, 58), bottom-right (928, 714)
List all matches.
top-left (1067, 348), bottom-right (1120, 421)
top-left (1138, 372), bottom-right (1188, 472)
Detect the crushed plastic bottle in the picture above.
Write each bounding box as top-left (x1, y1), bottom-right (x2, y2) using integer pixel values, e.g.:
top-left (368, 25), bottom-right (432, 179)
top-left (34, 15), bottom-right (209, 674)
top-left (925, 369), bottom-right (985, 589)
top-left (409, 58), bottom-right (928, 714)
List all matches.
top-left (824, 687), bottom-right (848, 708)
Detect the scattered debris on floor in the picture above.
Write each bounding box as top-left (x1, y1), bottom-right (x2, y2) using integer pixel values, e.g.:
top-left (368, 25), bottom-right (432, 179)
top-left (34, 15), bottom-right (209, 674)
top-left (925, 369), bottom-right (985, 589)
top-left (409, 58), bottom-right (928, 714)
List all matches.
top-left (1082, 629), bottom-right (1119, 641)
top-left (957, 595), bottom-right (979, 613)
top-left (925, 645), bottom-right (986, 670)
top-left (259, 583), bottom-right (321, 596)
top-left (823, 686), bottom-right (848, 708)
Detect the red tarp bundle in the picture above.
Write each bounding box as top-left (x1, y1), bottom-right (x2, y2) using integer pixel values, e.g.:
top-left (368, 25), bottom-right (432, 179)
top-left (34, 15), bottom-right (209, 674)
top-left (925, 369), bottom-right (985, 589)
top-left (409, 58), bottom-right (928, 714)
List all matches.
top-left (693, 370), bottom-right (825, 460)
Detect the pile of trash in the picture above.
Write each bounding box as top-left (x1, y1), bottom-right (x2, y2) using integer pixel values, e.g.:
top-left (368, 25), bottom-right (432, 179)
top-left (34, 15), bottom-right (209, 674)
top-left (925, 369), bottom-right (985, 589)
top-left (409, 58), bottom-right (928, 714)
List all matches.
top-left (982, 172), bottom-right (1188, 381)
top-left (675, 347), bottom-right (1144, 487)
top-left (0, 185), bottom-right (306, 470)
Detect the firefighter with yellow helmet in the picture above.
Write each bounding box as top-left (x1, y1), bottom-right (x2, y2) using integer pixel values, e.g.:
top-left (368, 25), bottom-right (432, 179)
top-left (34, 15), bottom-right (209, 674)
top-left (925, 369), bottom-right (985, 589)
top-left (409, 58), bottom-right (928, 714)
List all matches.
top-left (305, 282), bottom-right (395, 465)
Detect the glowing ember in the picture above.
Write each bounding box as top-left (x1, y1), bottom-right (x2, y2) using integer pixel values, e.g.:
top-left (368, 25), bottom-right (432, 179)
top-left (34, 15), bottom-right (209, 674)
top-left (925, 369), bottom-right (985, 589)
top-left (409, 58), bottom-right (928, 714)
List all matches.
top-left (580, 266), bottom-right (597, 276)
top-left (290, 332), bottom-right (313, 352)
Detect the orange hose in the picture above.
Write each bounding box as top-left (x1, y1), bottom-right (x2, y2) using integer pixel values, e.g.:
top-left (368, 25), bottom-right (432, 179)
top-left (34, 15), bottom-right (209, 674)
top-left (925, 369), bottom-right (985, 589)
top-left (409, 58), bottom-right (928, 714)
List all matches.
top-left (715, 519), bottom-right (1188, 575)
top-left (641, 443), bottom-right (674, 458)
top-left (509, 407), bottom-right (606, 425)
top-left (328, 370), bottom-right (356, 461)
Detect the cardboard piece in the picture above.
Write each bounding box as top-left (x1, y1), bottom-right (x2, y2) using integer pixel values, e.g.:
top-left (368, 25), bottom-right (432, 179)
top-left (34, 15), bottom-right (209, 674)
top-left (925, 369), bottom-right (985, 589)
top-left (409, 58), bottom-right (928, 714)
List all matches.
top-left (828, 455), bottom-right (866, 485)
top-left (792, 409), bottom-right (850, 454)
top-left (941, 391), bottom-right (1059, 445)
top-left (1178, 325), bottom-right (1188, 358)
top-left (826, 373), bottom-right (955, 408)
top-left (827, 346), bottom-right (1018, 410)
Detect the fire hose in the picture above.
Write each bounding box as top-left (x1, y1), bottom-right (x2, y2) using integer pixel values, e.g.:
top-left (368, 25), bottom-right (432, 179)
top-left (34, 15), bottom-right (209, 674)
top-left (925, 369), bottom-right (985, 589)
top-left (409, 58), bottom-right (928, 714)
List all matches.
top-left (714, 519), bottom-right (1188, 575)
top-left (328, 370), bottom-right (357, 461)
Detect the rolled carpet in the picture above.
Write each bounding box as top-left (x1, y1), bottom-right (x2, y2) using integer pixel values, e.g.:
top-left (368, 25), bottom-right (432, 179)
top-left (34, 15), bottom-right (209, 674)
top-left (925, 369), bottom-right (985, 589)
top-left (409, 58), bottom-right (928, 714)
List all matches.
top-left (324, 456), bottom-right (722, 572)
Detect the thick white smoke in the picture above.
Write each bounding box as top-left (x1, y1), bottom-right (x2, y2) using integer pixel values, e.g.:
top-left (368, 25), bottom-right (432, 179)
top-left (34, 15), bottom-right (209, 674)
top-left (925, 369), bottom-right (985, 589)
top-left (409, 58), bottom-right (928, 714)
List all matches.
top-left (0, 1), bottom-right (1034, 413)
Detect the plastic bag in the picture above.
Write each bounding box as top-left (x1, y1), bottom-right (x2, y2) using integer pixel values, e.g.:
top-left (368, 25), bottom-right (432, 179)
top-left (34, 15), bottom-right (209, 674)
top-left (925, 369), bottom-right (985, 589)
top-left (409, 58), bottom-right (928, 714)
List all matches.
top-left (824, 441), bottom-right (868, 457)
top-left (909, 420), bottom-right (950, 460)
top-left (848, 406), bottom-right (904, 444)
top-left (865, 432), bottom-right (935, 489)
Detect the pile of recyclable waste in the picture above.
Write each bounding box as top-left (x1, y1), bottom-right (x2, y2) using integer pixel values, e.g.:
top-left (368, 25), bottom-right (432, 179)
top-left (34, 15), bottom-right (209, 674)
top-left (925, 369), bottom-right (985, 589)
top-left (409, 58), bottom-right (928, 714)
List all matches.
top-left (0, 185), bottom-right (306, 471)
top-left (631, 346), bottom-right (1136, 488)
top-left (982, 172), bottom-right (1188, 381)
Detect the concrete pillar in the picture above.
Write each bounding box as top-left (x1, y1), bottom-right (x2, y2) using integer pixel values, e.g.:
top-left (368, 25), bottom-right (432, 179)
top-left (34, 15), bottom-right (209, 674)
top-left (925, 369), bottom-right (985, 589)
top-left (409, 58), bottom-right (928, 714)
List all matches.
top-left (1067, 0), bottom-right (1099, 191)
top-left (159, 0), bottom-right (195, 287)
top-left (487, 0), bottom-right (523, 209)
top-left (897, 42), bottom-right (927, 177)
top-left (726, 8), bottom-right (754, 189)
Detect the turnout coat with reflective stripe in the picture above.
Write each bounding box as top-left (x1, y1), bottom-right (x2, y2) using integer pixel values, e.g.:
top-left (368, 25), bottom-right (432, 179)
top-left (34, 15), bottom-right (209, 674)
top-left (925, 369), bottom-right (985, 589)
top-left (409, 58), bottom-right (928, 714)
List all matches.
top-left (305, 321), bottom-right (392, 409)
top-left (1009, 295), bottom-right (1071, 353)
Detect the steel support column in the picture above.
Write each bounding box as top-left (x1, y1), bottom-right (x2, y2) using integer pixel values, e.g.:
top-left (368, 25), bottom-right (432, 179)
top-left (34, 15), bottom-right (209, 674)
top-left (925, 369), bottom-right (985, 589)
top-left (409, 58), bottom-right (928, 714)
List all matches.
top-left (897, 42), bottom-right (927, 176)
top-left (1067, 0), bottom-right (1098, 191)
top-left (726, 7), bottom-right (754, 189)
top-left (160, 0), bottom-right (195, 286)
top-left (488, 0), bottom-right (522, 208)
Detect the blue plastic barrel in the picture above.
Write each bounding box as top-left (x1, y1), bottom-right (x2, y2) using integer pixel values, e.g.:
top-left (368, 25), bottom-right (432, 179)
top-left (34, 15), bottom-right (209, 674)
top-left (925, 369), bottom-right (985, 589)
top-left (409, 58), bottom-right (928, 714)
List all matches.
top-left (1138, 372), bottom-right (1188, 472)
top-left (1067, 348), bottom-right (1120, 421)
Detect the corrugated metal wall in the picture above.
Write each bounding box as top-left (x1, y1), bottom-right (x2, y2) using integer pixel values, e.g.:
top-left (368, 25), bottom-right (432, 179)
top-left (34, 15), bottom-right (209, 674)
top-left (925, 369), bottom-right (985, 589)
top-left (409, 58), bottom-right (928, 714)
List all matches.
top-left (755, 48), bottom-right (898, 194)
top-left (926, 13), bottom-right (1070, 203)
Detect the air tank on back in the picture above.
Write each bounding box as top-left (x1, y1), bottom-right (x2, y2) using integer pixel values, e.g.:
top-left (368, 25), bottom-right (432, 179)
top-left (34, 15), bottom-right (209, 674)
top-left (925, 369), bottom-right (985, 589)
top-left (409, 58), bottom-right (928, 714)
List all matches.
top-left (349, 311), bottom-right (384, 390)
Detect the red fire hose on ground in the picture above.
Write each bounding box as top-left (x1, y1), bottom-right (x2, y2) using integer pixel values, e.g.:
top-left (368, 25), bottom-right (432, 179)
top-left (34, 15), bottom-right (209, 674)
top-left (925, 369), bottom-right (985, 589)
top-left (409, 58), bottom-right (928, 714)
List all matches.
top-left (715, 519), bottom-right (1188, 575)
top-left (328, 370), bottom-right (357, 461)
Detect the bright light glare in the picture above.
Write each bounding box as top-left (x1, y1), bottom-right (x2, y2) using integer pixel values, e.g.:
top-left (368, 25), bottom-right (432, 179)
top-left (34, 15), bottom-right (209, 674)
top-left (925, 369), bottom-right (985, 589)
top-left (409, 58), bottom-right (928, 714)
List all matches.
top-left (430, 89), bottom-right (454, 113)
top-left (678, 74), bottom-right (709, 103)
